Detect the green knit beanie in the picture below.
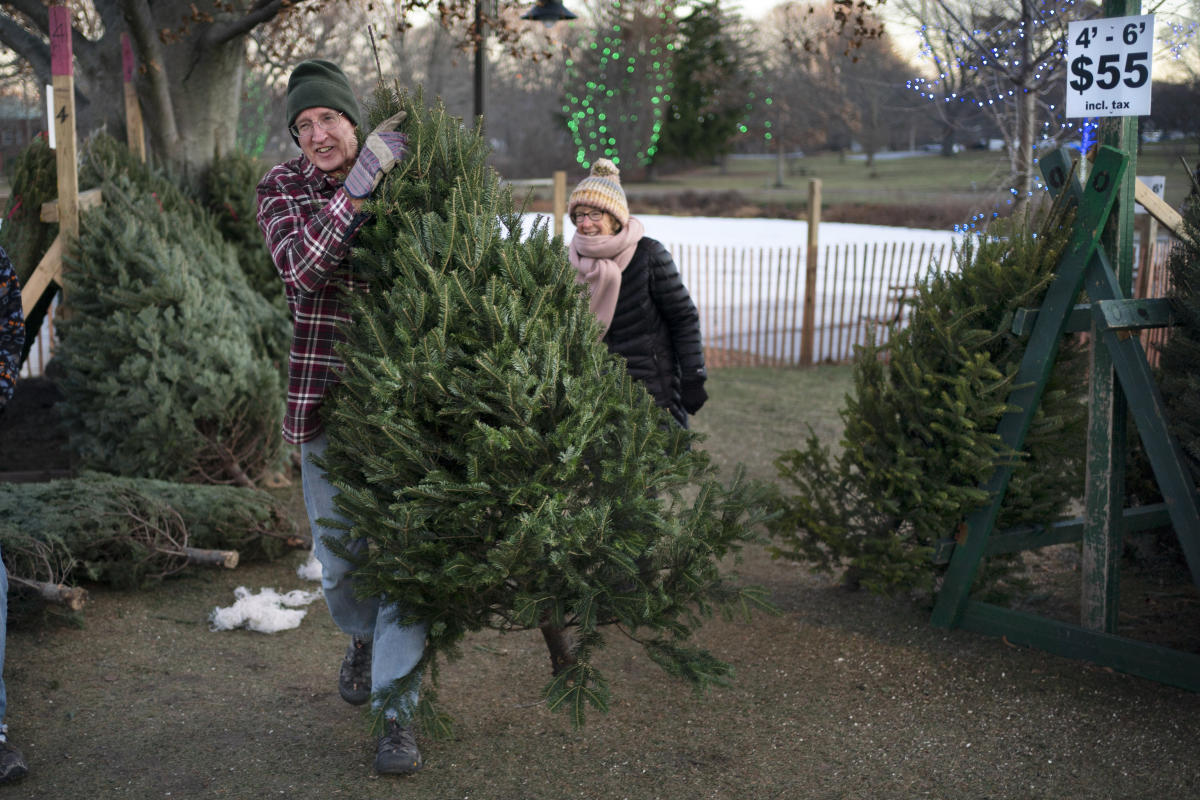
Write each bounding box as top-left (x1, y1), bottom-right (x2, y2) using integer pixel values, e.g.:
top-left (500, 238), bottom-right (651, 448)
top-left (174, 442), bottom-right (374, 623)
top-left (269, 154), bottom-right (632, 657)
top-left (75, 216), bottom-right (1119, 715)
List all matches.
top-left (285, 60), bottom-right (362, 133)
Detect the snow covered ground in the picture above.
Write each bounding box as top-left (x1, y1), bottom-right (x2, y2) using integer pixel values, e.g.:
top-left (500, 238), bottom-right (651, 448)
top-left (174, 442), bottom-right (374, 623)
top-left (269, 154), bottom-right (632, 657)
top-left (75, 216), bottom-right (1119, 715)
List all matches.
top-left (529, 213), bottom-right (966, 363)
top-left (527, 213), bottom-right (962, 250)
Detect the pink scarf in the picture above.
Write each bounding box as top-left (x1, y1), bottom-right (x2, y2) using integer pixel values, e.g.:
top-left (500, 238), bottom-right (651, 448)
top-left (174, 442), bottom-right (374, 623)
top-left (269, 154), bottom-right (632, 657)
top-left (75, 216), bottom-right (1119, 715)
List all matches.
top-left (568, 216), bottom-right (645, 337)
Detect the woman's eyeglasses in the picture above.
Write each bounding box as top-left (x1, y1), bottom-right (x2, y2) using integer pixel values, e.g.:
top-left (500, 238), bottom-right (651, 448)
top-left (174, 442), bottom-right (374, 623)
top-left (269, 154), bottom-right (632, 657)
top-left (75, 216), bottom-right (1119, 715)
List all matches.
top-left (571, 210), bottom-right (606, 224)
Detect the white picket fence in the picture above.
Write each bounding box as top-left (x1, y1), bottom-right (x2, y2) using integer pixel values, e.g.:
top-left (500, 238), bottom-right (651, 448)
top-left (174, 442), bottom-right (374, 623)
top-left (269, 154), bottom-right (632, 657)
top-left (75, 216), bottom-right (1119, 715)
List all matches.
top-left (669, 240), bottom-right (956, 366)
top-left (19, 292), bottom-right (56, 378)
top-left (41, 231), bottom-right (1179, 374)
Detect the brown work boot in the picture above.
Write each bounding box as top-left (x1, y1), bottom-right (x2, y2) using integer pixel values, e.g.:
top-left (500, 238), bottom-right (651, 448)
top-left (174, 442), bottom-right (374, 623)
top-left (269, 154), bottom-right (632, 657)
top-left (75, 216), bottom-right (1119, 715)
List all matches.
top-left (0, 739), bottom-right (28, 784)
top-left (338, 636), bottom-right (372, 706)
top-left (374, 718), bottom-right (423, 775)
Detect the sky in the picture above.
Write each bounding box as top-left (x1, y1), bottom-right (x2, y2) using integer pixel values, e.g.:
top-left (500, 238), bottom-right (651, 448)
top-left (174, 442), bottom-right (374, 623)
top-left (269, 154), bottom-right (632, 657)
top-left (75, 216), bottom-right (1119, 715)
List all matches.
top-left (724, 0), bottom-right (775, 19)
top-left (714, 0), bottom-right (928, 63)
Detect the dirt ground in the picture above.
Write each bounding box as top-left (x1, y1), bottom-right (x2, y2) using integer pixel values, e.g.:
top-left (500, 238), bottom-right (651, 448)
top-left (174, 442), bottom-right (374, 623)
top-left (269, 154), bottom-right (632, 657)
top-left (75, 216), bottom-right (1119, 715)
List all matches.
top-left (2, 376), bottom-right (1200, 799)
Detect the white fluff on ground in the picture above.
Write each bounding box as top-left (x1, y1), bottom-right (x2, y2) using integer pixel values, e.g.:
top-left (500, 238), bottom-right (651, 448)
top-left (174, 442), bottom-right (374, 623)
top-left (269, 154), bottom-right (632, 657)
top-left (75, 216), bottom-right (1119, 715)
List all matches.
top-left (209, 586), bottom-right (322, 633)
top-left (297, 551), bottom-right (323, 581)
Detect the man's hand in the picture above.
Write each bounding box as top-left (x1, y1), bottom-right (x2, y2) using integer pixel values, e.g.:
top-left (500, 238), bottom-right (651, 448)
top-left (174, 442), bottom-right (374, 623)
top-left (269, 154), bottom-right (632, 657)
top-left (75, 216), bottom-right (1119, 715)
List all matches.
top-left (344, 111), bottom-right (409, 199)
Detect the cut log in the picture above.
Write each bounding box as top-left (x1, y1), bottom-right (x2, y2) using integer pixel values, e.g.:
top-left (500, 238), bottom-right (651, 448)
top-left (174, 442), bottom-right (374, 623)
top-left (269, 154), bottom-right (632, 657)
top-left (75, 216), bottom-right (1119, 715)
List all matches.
top-left (264, 471), bottom-right (292, 489)
top-left (183, 547), bottom-right (239, 569)
top-left (8, 575), bottom-right (87, 611)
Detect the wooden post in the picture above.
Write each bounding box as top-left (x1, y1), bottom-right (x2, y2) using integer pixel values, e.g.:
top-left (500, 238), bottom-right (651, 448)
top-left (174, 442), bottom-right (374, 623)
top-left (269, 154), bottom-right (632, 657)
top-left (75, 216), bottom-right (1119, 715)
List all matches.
top-left (552, 170), bottom-right (566, 239)
top-left (19, 237), bottom-right (63, 318)
top-left (1082, 0), bottom-right (1140, 634)
top-left (931, 146), bottom-right (1129, 629)
top-left (799, 178), bottom-right (821, 366)
top-left (49, 6), bottom-right (78, 246)
top-left (121, 33), bottom-right (145, 163)
top-left (1134, 214), bottom-right (1157, 298)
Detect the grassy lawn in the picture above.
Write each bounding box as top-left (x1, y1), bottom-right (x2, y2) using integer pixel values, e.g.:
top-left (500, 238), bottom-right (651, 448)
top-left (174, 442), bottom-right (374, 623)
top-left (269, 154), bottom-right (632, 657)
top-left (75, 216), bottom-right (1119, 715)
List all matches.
top-left (690, 364), bottom-right (855, 485)
top-left (631, 149), bottom-right (1012, 207)
top-left (1132, 139), bottom-right (1200, 208)
top-left (604, 140), bottom-right (1200, 212)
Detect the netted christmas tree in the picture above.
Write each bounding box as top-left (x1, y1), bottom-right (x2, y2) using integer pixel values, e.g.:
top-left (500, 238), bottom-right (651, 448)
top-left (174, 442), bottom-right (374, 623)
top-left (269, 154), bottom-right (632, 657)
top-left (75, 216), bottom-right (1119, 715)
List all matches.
top-left (0, 134), bottom-right (58, 288)
top-left (54, 136), bottom-right (288, 486)
top-left (77, 135), bottom-right (290, 364)
top-left (320, 86), bottom-right (772, 735)
top-left (768, 197), bottom-right (1088, 598)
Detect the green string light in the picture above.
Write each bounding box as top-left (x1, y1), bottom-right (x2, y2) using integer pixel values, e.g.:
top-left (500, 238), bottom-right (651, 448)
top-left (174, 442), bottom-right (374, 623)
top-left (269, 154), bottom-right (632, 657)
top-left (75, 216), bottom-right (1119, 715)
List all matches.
top-left (562, 3), bottom-right (677, 169)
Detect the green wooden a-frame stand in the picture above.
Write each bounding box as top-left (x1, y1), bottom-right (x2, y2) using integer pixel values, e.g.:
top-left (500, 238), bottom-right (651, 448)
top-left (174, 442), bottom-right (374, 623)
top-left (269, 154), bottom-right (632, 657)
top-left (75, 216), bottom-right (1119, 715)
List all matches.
top-left (929, 142), bottom-right (1200, 691)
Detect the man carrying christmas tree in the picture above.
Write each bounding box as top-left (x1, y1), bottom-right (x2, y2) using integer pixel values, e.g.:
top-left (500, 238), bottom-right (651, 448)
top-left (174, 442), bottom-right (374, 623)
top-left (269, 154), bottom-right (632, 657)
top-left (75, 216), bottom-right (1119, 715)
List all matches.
top-left (255, 59), bottom-right (424, 776)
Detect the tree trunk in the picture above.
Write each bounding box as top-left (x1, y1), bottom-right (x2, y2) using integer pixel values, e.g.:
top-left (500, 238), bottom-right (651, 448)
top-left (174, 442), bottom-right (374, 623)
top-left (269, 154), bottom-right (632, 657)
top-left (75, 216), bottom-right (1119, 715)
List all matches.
top-left (941, 125), bottom-right (956, 158)
top-left (156, 38), bottom-right (247, 178)
top-left (1012, 85), bottom-right (1035, 217)
top-left (124, 0), bottom-right (251, 180)
top-left (9, 575), bottom-right (88, 611)
top-left (775, 134), bottom-right (786, 188)
top-left (0, 1), bottom-right (278, 181)
top-left (539, 624), bottom-right (576, 675)
top-left (1011, 0), bottom-right (1036, 217)
top-left (183, 547), bottom-right (240, 568)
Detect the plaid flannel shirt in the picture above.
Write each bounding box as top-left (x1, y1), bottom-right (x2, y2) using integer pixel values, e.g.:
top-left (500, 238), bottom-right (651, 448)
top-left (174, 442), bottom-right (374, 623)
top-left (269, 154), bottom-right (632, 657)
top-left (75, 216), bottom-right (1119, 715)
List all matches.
top-left (256, 154), bottom-right (368, 444)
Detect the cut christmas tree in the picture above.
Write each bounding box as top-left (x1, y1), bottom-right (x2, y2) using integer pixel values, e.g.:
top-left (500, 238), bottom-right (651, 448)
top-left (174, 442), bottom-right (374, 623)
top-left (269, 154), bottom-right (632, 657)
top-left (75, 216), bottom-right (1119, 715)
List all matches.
top-left (54, 136), bottom-right (288, 486)
top-left (768, 198), bottom-right (1088, 598)
top-left (320, 86), bottom-right (772, 735)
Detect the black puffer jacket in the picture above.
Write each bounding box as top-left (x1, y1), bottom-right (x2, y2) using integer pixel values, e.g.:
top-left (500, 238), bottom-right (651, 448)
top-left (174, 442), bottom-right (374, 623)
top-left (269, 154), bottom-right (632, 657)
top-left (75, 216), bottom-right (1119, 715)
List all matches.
top-left (603, 237), bottom-right (705, 426)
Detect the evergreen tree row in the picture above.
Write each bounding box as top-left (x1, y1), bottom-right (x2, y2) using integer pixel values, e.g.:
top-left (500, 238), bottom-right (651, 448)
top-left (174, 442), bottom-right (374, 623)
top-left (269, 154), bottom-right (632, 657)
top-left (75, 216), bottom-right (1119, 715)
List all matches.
top-left (50, 135), bottom-right (289, 486)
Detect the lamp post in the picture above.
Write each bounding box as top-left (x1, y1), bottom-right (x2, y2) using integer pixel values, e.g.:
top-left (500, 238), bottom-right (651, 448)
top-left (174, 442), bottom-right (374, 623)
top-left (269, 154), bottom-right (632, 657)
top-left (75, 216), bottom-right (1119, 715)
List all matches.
top-left (473, 0), bottom-right (577, 123)
top-left (521, 0), bottom-right (577, 26)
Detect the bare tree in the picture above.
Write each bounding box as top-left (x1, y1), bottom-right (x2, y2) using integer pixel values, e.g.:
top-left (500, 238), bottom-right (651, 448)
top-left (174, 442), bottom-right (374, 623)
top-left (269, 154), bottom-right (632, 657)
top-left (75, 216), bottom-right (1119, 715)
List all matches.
top-left (898, 0), bottom-right (1087, 212)
top-left (751, 2), bottom-right (905, 182)
top-left (0, 0), bottom-right (563, 178)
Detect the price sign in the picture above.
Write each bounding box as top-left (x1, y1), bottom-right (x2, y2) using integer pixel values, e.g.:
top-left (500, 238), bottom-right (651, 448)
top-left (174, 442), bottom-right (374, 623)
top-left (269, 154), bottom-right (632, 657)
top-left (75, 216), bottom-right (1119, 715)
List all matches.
top-left (1066, 14), bottom-right (1154, 118)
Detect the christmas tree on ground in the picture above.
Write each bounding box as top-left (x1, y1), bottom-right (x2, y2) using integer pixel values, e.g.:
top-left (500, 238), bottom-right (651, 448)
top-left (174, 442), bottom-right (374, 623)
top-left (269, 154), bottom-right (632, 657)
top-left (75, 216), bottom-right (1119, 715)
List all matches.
top-left (320, 86), bottom-right (772, 735)
top-left (768, 197), bottom-right (1087, 598)
top-left (54, 136), bottom-right (287, 486)
top-left (1157, 198), bottom-right (1200, 482)
top-left (0, 472), bottom-right (299, 595)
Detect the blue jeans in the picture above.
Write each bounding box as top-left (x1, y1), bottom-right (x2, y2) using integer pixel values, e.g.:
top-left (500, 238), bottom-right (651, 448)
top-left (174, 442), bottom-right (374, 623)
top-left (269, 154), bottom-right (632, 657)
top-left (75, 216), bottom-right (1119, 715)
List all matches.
top-left (300, 433), bottom-right (426, 719)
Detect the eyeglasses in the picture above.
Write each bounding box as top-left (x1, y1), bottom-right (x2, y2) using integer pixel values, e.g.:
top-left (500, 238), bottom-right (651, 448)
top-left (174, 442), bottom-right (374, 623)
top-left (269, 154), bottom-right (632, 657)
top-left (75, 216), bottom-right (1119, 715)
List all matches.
top-left (290, 111), bottom-right (346, 140)
top-left (571, 210), bottom-right (606, 224)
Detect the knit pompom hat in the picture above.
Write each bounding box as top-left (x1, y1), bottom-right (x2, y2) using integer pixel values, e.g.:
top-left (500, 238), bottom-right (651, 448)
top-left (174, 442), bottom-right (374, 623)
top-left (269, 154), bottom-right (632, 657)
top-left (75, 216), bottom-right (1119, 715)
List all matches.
top-left (285, 60), bottom-right (362, 137)
top-left (568, 159), bottom-right (630, 227)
